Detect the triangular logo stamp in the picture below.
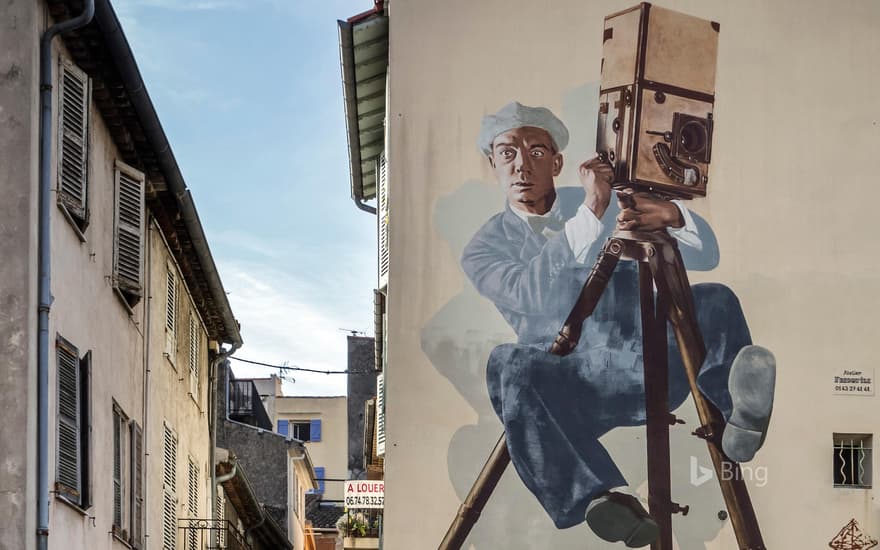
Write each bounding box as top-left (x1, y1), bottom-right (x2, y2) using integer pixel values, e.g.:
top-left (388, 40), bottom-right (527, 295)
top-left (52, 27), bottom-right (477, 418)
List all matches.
top-left (829, 519), bottom-right (878, 550)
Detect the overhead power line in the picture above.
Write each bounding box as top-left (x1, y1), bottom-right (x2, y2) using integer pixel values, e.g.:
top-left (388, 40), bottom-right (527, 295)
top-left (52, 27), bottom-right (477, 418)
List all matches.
top-left (229, 356), bottom-right (377, 375)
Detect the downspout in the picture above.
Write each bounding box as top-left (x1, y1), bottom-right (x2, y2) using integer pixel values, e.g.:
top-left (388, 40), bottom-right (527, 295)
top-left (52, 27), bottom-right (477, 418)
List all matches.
top-left (141, 221), bottom-right (154, 542)
top-left (37, 3), bottom-right (95, 550)
top-left (209, 345), bottom-right (240, 525)
top-left (216, 461), bottom-right (237, 484)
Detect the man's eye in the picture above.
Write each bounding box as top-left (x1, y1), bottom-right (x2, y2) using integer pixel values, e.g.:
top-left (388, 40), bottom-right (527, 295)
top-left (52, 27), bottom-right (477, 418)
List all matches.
top-left (531, 149), bottom-right (545, 158)
top-left (501, 150), bottom-right (515, 159)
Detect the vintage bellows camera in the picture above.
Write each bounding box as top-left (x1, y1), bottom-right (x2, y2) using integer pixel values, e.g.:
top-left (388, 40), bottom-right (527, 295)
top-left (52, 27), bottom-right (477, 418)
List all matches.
top-left (596, 2), bottom-right (719, 199)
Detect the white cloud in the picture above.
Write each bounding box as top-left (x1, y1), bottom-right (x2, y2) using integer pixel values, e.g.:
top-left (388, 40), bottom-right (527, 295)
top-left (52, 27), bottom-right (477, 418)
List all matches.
top-left (219, 258), bottom-right (372, 395)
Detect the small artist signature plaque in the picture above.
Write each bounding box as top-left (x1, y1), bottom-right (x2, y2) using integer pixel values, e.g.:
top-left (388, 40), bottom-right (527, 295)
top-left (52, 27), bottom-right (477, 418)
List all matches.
top-left (833, 368), bottom-right (875, 396)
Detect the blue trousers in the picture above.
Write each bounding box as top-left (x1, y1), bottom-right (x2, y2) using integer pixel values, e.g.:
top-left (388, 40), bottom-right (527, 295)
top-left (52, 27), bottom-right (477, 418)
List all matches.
top-left (486, 283), bottom-right (751, 529)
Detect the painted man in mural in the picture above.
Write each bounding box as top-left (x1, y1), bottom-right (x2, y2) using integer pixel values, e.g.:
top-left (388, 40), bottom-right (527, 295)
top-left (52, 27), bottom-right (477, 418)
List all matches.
top-left (461, 101), bottom-right (776, 547)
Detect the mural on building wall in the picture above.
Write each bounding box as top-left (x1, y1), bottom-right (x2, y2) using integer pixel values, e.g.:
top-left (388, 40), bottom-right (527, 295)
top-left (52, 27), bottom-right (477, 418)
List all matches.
top-left (422, 4), bottom-right (778, 549)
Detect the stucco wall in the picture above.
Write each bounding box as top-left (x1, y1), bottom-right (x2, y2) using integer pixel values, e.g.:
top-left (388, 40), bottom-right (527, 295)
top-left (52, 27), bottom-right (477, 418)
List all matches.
top-left (275, 396), bottom-right (348, 502)
top-left (146, 222), bottom-right (216, 546)
top-left (0, 2), bottom-right (39, 549)
top-left (383, 1), bottom-right (880, 549)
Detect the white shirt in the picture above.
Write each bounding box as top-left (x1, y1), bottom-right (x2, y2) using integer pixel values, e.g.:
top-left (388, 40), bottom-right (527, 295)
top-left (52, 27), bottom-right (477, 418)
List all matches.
top-left (510, 198), bottom-right (702, 264)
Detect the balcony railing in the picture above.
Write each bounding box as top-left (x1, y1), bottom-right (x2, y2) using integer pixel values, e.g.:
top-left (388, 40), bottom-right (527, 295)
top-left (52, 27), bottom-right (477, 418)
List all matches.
top-left (178, 518), bottom-right (252, 550)
top-left (228, 379), bottom-right (272, 430)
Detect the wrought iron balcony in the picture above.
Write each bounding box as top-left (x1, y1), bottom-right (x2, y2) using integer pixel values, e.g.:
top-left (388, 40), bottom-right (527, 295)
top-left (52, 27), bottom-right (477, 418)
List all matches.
top-left (178, 518), bottom-right (252, 550)
top-left (227, 379), bottom-right (272, 430)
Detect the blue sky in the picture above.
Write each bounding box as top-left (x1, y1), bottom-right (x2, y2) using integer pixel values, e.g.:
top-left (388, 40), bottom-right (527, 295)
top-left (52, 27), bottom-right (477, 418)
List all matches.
top-left (114, 0), bottom-right (378, 396)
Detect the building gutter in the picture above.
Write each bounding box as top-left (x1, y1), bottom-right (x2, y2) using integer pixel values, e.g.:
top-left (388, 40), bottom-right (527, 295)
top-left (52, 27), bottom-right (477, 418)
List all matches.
top-left (338, 19), bottom-right (376, 215)
top-left (37, 3), bottom-right (95, 549)
top-left (92, 0), bottom-right (242, 346)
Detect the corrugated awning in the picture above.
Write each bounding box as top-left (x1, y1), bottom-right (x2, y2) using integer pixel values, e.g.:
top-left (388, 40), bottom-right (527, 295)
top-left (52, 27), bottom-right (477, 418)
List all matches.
top-left (339, 3), bottom-right (388, 209)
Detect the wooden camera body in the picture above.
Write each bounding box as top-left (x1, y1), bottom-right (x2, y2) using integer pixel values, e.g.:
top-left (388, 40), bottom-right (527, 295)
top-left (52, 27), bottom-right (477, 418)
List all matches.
top-left (597, 3), bottom-right (719, 199)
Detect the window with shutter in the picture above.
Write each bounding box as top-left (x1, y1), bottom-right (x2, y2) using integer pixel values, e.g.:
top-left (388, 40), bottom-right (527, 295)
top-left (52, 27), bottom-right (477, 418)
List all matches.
top-left (309, 466), bottom-right (325, 495)
top-left (56, 339), bottom-right (81, 501)
top-left (162, 491), bottom-right (177, 550)
top-left (165, 267), bottom-right (177, 365)
top-left (112, 404), bottom-right (127, 531)
top-left (130, 421), bottom-right (144, 549)
top-left (377, 152), bottom-right (389, 287)
top-left (187, 457), bottom-right (199, 549)
top-left (113, 161), bottom-right (145, 308)
top-left (188, 316), bottom-right (200, 401)
top-left (216, 486), bottom-right (226, 547)
top-left (376, 373), bottom-right (386, 456)
top-left (162, 423), bottom-right (177, 550)
top-left (57, 59), bottom-right (90, 231)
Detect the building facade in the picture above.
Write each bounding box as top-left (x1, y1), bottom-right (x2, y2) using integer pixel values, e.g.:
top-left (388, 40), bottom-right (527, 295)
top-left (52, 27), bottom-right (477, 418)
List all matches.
top-left (0, 1), bottom-right (245, 549)
top-left (339, 0), bottom-right (880, 548)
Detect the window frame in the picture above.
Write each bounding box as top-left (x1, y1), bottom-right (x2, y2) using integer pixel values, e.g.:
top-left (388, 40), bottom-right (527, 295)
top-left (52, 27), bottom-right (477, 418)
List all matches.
top-left (833, 433), bottom-right (873, 489)
top-left (57, 58), bottom-right (91, 237)
top-left (111, 402), bottom-right (128, 537)
top-left (54, 336), bottom-right (91, 510)
top-left (112, 159), bottom-right (145, 310)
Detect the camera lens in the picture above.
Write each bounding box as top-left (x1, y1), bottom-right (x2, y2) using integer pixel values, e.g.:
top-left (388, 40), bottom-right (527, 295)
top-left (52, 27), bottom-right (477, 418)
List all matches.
top-left (679, 120), bottom-right (708, 155)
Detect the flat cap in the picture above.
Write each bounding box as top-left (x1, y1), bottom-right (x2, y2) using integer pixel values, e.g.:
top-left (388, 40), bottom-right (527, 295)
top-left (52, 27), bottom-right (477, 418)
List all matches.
top-left (478, 101), bottom-right (570, 156)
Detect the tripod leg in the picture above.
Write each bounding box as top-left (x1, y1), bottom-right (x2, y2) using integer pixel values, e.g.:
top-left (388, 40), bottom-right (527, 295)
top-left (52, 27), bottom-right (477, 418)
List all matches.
top-left (551, 238), bottom-right (624, 355)
top-left (438, 434), bottom-right (511, 550)
top-left (651, 241), bottom-right (765, 550)
top-left (638, 262), bottom-right (673, 550)
top-left (440, 237), bottom-right (625, 549)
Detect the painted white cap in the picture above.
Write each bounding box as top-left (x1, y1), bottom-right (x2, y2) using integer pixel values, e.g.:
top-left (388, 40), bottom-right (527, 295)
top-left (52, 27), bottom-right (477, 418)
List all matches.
top-left (478, 101), bottom-right (569, 156)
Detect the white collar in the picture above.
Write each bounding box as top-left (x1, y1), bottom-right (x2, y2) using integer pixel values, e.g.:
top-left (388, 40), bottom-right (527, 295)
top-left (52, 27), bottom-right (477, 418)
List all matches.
top-left (508, 198), bottom-right (561, 224)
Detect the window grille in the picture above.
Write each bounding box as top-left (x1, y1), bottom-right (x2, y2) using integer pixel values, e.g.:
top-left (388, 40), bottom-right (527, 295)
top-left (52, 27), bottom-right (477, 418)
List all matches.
top-left (833, 433), bottom-right (872, 488)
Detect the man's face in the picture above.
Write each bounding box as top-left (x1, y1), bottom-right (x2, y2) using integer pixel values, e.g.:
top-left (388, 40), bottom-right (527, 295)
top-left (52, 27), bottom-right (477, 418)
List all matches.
top-left (489, 127), bottom-right (563, 215)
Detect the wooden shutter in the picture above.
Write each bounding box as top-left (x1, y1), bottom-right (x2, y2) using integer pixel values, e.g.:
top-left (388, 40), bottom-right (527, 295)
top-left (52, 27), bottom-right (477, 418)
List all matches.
top-left (310, 419), bottom-right (322, 442)
top-left (56, 338), bottom-right (81, 501)
top-left (112, 406), bottom-right (124, 528)
top-left (216, 487), bottom-right (226, 547)
top-left (377, 152), bottom-right (389, 287)
top-left (162, 424), bottom-right (177, 550)
top-left (130, 421), bottom-right (144, 549)
top-left (79, 351), bottom-right (92, 508)
top-left (113, 161), bottom-right (145, 298)
top-left (58, 60), bottom-right (89, 221)
top-left (187, 458), bottom-right (199, 549)
top-left (188, 316), bottom-right (199, 399)
top-left (313, 467), bottom-right (325, 494)
top-left (162, 491), bottom-right (177, 550)
top-left (166, 270), bottom-right (177, 334)
top-left (376, 373), bottom-right (385, 456)
top-left (277, 419), bottom-right (289, 437)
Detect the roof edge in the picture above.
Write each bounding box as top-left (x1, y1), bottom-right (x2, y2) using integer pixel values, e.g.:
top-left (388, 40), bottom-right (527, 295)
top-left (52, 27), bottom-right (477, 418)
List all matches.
top-left (93, 0), bottom-right (242, 346)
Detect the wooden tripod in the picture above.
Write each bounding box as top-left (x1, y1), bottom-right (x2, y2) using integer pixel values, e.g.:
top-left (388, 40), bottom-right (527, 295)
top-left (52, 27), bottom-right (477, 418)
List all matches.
top-left (439, 229), bottom-right (765, 550)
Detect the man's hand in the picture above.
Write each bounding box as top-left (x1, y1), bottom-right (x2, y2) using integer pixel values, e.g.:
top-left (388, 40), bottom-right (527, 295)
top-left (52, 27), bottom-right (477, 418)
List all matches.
top-left (616, 191), bottom-right (684, 232)
top-left (578, 156), bottom-right (614, 219)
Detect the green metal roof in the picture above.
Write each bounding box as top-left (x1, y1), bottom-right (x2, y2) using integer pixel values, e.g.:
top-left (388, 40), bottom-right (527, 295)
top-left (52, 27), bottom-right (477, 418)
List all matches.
top-left (339, 9), bottom-right (389, 207)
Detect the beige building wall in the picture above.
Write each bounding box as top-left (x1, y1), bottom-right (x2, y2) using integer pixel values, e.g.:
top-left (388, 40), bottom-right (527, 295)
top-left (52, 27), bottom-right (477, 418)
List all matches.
top-left (145, 224), bottom-right (216, 548)
top-left (275, 396), bottom-right (348, 502)
top-left (288, 450), bottom-right (318, 550)
top-left (0, 3), bottom-right (222, 549)
top-left (382, 0), bottom-right (880, 548)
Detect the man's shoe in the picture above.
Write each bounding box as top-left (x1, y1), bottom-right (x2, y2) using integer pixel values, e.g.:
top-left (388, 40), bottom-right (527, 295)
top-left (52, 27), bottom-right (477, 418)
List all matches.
top-left (722, 345), bottom-right (776, 463)
top-left (585, 492), bottom-right (659, 548)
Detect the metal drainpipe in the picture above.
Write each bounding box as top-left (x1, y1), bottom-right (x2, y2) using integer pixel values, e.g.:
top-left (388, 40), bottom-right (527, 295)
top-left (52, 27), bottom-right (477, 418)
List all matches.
top-left (209, 346), bottom-right (239, 526)
top-left (37, 3), bottom-right (95, 549)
